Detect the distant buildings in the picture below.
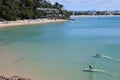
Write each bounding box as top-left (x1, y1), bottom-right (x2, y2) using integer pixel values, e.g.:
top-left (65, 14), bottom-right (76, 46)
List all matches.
top-left (70, 11), bottom-right (120, 15)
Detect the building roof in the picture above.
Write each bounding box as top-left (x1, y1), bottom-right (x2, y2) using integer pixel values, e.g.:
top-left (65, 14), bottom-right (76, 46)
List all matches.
top-left (37, 8), bottom-right (59, 13)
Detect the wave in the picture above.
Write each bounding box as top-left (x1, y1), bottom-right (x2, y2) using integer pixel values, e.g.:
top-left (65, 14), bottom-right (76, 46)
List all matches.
top-left (92, 69), bottom-right (106, 73)
top-left (102, 55), bottom-right (115, 60)
top-left (101, 55), bottom-right (120, 62)
top-left (93, 54), bottom-right (120, 62)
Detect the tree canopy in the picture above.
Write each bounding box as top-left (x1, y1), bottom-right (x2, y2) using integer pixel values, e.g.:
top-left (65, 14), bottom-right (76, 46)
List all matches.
top-left (0, 0), bottom-right (70, 21)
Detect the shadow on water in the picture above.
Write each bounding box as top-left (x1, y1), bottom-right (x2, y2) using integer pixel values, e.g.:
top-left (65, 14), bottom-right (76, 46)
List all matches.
top-left (0, 26), bottom-right (42, 47)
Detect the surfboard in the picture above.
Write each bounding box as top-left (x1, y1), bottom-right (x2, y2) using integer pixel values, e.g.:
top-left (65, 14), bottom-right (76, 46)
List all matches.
top-left (83, 68), bottom-right (105, 73)
top-left (83, 69), bottom-right (96, 72)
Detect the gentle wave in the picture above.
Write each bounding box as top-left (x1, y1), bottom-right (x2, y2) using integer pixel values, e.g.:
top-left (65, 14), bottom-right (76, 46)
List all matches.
top-left (102, 55), bottom-right (120, 62)
top-left (93, 55), bottom-right (120, 62)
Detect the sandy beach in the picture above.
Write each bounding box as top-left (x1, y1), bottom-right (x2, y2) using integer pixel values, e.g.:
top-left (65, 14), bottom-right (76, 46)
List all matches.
top-left (70, 15), bottom-right (120, 18)
top-left (0, 19), bottom-right (68, 28)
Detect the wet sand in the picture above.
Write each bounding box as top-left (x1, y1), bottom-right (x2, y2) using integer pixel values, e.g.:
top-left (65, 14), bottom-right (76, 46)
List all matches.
top-left (0, 19), bottom-right (68, 28)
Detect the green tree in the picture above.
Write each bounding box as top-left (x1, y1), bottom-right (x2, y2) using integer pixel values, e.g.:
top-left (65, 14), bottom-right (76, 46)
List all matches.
top-left (53, 2), bottom-right (63, 10)
top-left (0, 0), bottom-right (69, 21)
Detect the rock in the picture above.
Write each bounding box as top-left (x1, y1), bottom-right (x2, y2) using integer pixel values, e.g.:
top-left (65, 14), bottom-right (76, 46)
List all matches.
top-left (0, 75), bottom-right (8, 80)
top-left (0, 75), bottom-right (32, 80)
top-left (9, 76), bottom-right (32, 80)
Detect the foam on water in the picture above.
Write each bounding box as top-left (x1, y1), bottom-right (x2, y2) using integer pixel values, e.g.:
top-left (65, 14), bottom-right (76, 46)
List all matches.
top-left (94, 54), bottom-right (120, 62)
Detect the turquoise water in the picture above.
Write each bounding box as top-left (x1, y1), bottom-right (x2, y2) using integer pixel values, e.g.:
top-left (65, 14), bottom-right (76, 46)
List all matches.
top-left (0, 17), bottom-right (120, 80)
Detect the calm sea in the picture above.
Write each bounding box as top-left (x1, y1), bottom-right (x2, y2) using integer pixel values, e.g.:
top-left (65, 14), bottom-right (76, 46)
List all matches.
top-left (0, 17), bottom-right (120, 80)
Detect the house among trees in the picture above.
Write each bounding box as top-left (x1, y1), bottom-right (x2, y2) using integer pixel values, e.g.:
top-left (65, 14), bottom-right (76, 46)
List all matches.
top-left (37, 8), bottom-right (61, 19)
top-left (0, 0), bottom-right (70, 21)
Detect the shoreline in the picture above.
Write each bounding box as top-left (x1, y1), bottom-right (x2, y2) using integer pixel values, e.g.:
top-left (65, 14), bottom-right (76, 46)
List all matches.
top-left (0, 19), bottom-right (68, 28)
top-left (70, 15), bottom-right (120, 18)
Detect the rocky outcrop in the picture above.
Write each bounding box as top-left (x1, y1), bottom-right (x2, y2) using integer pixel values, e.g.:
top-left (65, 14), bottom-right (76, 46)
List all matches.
top-left (0, 75), bottom-right (33, 80)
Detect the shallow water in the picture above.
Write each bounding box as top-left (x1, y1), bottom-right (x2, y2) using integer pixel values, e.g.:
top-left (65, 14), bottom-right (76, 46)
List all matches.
top-left (0, 17), bottom-right (120, 80)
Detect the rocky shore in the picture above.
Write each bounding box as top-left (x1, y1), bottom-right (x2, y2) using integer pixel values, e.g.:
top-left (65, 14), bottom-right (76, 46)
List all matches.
top-left (0, 75), bottom-right (33, 80)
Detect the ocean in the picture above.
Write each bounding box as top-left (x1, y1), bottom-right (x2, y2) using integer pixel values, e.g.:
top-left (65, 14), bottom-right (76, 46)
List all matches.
top-left (0, 17), bottom-right (120, 80)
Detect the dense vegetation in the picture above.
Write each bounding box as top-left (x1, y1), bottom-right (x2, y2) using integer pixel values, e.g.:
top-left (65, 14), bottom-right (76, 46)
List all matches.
top-left (0, 0), bottom-right (70, 21)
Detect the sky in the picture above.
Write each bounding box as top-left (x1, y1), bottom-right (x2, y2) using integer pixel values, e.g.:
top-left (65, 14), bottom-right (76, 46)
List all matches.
top-left (49, 0), bottom-right (120, 11)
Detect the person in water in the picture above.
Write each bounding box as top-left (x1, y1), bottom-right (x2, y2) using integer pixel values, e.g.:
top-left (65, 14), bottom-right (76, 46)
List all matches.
top-left (89, 65), bottom-right (94, 70)
top-left (95, 54), bottom-right (101, 57)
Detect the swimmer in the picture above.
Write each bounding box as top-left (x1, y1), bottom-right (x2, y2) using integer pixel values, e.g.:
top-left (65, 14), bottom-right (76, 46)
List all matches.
top-left (89, 65), bottom-right (94, 70)
top-left (94, 54), bottom-right (101, 57)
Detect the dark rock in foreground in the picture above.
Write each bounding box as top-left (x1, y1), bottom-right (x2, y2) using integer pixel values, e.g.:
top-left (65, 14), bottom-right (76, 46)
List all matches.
top-left (0, 75), bottom-right (33, 80)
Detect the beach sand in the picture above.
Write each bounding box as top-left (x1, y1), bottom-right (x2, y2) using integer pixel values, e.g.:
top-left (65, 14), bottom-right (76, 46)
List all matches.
top-left (0, 19), bottom-right (68, 28)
